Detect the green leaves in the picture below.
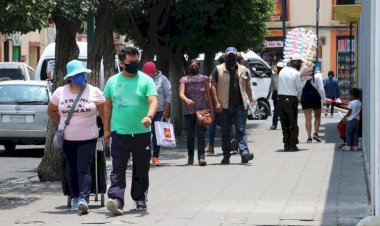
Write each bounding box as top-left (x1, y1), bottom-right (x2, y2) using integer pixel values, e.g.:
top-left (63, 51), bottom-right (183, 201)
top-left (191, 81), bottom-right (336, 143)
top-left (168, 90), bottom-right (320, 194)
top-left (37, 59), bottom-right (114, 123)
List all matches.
top-left (0, 0), bottom-right (55, 34)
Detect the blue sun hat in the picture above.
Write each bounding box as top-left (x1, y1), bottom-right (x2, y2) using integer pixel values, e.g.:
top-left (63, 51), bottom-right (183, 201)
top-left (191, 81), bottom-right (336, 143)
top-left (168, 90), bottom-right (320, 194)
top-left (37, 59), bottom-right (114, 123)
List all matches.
top-left (64, 60), bottom-right (92, 80)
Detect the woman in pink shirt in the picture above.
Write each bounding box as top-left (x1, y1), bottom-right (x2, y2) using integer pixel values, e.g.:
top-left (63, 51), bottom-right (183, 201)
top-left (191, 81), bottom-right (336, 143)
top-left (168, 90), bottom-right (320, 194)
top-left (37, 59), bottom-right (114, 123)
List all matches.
top-left (47, 60), bottom-right (105, 214)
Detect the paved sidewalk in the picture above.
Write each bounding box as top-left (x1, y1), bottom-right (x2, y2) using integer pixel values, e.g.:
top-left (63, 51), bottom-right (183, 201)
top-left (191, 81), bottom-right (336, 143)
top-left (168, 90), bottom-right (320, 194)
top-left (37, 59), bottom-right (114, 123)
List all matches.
top-left (0, 114), bottom-right (369, 226)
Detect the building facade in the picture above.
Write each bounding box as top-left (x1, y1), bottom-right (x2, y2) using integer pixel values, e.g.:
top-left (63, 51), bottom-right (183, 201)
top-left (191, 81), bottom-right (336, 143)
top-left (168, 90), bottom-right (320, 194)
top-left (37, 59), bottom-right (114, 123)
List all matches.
top-left (263, 0), bottom-right (356, 99)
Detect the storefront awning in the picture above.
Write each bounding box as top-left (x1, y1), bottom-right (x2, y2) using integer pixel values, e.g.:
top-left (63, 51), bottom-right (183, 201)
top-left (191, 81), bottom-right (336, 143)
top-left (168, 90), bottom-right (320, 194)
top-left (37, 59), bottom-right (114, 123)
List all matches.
top-left (333, 4), bottom-right (362, 25)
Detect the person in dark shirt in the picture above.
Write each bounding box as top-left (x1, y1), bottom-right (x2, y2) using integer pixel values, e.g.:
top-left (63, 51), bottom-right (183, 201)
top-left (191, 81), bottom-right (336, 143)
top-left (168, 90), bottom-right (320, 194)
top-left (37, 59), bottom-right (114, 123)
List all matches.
top-left (210, 47), bottom-right (255, 164)
top-left (323, 70), bottom-right (340, 117)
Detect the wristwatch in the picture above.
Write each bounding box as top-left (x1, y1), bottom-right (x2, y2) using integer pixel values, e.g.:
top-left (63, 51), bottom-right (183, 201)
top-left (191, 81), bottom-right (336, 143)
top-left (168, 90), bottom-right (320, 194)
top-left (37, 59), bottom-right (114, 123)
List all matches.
top-left (146, 115), bottom-right (153, 119)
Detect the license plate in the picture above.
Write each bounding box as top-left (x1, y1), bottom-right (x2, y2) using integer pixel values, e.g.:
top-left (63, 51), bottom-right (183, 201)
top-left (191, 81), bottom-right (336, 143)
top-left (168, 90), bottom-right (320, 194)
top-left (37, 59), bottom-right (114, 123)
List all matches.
top-left (2, 115), bottom-right (33, 123)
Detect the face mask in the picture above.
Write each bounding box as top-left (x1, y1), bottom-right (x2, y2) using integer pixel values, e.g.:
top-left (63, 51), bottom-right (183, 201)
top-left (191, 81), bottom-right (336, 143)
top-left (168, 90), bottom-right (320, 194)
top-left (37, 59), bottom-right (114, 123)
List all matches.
top-left (189, 67), bottom-right (199, 75)
top-left (226, 56), bottom-right (237, 67)
top-left (72, 73), bottom-right (87, 86)
top-left (124, 62), bottom-right (139, 74)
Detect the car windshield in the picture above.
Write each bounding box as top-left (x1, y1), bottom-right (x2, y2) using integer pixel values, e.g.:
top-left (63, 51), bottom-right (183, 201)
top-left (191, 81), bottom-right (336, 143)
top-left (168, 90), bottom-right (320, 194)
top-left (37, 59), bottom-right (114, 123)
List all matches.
top-left (0, 85), bottom-right (49, 105)
top-left (0, 68), bottom-right (24, 81)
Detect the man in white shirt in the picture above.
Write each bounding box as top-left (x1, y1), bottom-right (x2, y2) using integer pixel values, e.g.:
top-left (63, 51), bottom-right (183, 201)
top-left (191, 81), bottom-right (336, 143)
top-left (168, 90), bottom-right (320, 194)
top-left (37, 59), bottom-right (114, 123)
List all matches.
top-left (277, 54), bottom-right (303, 151)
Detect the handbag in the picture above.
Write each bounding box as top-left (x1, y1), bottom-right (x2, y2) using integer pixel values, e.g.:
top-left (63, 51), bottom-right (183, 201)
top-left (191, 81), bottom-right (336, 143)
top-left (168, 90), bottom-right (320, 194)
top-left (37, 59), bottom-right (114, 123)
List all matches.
top-left (53, 85), bottom-right (86, 151)
top-left (196, 110), bottom-right (213, 126)
top-left (154, 119), bottom-right (177, 148)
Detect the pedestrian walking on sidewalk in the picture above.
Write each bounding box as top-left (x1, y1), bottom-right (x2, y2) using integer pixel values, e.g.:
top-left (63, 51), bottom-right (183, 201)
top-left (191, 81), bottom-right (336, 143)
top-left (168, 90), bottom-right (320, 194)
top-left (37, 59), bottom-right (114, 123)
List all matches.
top-left (179, 59), bottom-right (214, 166)
top-left (341, 88), bottom-right (362, 151)
top-left (277, 54), bottom-right (303, 152)
top-left (142, 61), bottom-right (172, 166)
top-left (267, 61), bottom-right (284, 130)
top-left (324, 70), bottom-right (340, 117)
top-left (210, 47), bottom-right (255, 164)
top-left (300, 67), bottom-right (326, 143)
top-left (103, 47), bottom-right (158, 216)
top-left (47, 60), bottom-right (106, 214)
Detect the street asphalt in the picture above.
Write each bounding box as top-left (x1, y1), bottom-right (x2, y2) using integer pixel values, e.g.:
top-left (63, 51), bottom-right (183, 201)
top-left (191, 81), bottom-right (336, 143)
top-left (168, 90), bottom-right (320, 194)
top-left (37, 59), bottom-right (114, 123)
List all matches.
top-left (0, 114), bottom-right (369, 226)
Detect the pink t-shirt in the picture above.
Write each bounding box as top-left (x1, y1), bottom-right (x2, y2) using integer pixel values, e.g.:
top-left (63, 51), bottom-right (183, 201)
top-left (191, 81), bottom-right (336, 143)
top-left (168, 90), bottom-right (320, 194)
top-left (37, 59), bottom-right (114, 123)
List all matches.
top-left (50, 84), bottom-right (105, 141)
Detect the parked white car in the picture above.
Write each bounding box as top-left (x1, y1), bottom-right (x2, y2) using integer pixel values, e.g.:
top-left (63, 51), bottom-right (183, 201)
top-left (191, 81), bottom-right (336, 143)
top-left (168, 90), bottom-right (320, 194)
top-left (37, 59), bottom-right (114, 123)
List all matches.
top-left (0, 80), bottom-right (51, 152)
top-left (0, 62), bottom-right (36, 81)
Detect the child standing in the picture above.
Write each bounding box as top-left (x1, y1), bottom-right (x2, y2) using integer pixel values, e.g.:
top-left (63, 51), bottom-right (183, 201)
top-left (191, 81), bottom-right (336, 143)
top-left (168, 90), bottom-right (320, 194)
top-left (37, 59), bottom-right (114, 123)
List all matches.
top-left (341, 88), bottom-right (362, 151)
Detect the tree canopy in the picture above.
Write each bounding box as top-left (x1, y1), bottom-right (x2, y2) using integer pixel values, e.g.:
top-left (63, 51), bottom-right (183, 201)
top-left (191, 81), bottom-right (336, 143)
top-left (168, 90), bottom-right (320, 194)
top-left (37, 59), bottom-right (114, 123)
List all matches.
top-left (0, 0), bottom-right (55, 34)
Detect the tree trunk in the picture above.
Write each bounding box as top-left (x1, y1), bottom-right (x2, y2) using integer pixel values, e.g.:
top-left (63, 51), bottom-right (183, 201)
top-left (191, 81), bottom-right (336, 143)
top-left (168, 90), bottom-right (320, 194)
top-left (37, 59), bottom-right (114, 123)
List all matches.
top-left (168, 50), bottom-right (184, 136)
top-left (88, 1), bottom-right (115, 88)
top-left (37, 15), bottom-right (81, 182)
top-left (203, 51), bottom-right (215, 76)
top-left (157, 46), bottom-right (170, 77)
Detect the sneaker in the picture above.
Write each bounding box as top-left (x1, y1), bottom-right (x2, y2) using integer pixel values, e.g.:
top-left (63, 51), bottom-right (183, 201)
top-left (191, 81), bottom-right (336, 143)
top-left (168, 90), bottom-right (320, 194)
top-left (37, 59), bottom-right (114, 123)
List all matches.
top-left (270, 125), bottom-right (277, 130)
top-left (206, 144), bottom-right (214, 155)
top-left (71, 197), bottom-right (79, 211)
top-left (337, 143), bottom-right (347, 149)
top-left (353, 146), bottom-right (359, 151)
top-left (77, 199), bottom-right (89, 215)
top-left (306, 138), bottom-right (312, 143)
top-left (313, 133), bottom-right (322, 142)
top-left (221, 156), bottom-right (230, 165)
top-left (152, 157), bottom-right (160, 166)
top-left (341, 145), bottom-right (351, 151)
top-left (198, 155), bottom-right (207, 166)
top-left (107, 199), bottom-right (123, 216)
top-left (187, 156), bottom-right (194, 165)
top-left (330, 114), bottom-right (334, 118)
top-left (135, 200), bottom-right (147, 211)
top-left (241, 151), bottom-right (254, 164)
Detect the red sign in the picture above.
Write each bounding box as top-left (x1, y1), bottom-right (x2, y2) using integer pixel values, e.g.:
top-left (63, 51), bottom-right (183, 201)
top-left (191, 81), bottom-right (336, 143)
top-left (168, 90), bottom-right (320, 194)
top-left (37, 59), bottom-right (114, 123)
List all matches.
top-left (272, 0), bottom-right (284, 22)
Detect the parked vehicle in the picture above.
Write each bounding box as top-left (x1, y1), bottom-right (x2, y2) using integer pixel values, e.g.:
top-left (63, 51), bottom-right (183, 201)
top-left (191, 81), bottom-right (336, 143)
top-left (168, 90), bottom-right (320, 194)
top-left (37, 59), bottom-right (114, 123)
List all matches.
top-left (0, 62), bottom-right (35, 81)
top-left (35, 42), bottom-right (120, 89)
top-left (0, 80), bottom-right (51, 152)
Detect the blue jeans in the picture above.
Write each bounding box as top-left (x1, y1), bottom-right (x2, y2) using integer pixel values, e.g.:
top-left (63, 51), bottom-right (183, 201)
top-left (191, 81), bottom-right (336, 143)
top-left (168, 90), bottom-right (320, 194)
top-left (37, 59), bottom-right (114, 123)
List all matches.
top-left (208, 112), bottom-right (222, 146)
top-left (151, 111), bottom-right (163, 158)
top-left (221, 105), bottom-right (249, 157)
top-left (346, 118), bottom-right (359, 146)
top-left (63, 139), bottom-right (96, 203)
top-left (184, 114), bottom-right (206, 158)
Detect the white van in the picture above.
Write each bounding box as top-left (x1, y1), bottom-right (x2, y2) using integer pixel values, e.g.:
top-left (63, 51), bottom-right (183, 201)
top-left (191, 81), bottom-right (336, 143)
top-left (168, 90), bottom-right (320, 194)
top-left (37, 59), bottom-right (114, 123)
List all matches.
top-left (35, 42), bottom-right (120, 89)
top-left (197, 51), bottom-right (273, 120)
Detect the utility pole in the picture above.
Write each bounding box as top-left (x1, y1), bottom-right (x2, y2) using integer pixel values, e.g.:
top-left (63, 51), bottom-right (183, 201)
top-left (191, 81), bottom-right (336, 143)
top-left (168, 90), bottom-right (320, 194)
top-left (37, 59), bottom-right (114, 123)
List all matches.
top-left (315, 0), bottom-right (320, 67)
top-left (282, 0), bottom-right (287, 43)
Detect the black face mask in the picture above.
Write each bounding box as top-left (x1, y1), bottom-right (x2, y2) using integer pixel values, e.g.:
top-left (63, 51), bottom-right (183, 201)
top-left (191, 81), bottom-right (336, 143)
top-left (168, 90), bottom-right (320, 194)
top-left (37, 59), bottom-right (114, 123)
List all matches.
top-left (189, 67), bottom-right (199, 75)
top-left (226, 57), bottom-right (237, 67)
top-left (124, 62), bottom-right (139, 74)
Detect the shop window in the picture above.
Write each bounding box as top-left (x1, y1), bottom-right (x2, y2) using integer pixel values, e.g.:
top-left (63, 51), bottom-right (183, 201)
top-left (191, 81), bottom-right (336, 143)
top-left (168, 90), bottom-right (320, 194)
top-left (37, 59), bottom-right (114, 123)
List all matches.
top-left (337, 36), bottom-right (355, 98)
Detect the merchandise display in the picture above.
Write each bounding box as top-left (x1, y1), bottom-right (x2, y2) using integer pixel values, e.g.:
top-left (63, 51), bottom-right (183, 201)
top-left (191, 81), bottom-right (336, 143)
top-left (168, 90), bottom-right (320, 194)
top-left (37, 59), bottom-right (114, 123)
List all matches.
top-left (283, 28), bottom-right (318, 68)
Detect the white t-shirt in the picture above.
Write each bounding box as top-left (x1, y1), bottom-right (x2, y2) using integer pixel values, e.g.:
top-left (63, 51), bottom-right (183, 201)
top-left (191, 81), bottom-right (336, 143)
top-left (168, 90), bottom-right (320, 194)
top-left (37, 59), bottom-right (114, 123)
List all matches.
top-left (50, 84), bottom-right (105, 141)
top-left (278, 66), bottom-right (303, 98)
top-left (347, 99), bottom-right (362, 121)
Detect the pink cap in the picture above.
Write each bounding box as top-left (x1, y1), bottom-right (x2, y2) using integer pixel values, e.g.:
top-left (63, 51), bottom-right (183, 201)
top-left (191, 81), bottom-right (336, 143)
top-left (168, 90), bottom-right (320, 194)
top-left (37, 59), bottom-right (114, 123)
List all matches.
top-left (142, 61), bottom-right (157, 77)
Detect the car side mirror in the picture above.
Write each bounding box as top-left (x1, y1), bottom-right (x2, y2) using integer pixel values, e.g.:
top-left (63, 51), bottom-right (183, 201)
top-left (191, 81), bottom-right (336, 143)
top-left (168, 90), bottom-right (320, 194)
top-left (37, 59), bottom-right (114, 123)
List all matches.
top-left (252, 82), bottom-right (257, 86)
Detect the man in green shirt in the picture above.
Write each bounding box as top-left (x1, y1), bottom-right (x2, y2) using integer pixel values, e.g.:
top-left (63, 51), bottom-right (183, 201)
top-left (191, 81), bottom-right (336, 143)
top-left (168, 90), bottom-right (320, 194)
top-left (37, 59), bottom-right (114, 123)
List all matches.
top-left (103, 47), bottom-right (158, 216)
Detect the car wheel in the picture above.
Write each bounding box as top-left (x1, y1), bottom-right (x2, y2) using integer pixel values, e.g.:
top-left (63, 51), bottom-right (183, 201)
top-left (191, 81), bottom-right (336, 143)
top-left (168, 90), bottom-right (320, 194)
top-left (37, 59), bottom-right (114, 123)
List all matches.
top-left (256, 101), bottom-right (270, 120)
top-left (4, 141), bottom-right (16, 152)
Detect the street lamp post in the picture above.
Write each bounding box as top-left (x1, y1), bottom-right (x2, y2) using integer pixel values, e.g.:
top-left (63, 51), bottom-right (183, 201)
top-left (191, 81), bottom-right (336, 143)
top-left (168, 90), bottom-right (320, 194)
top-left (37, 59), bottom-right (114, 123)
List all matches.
top-left (315, 0), bottom-right (320, 67)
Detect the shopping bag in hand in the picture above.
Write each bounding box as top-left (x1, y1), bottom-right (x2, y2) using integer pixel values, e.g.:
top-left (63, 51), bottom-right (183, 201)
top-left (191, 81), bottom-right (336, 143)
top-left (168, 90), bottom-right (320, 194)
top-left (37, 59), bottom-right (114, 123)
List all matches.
top-left (154, 120), bottom-right (176, 148)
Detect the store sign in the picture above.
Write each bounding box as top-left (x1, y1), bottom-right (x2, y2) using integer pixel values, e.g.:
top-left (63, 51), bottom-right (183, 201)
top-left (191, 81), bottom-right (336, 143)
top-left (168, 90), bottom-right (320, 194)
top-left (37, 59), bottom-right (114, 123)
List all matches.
top-left (4, 33), bottom-right (21, 46)
top-left (272, 0), bottom-right (285, 21)
top-left (264, 40), bottom-right (284, 48)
